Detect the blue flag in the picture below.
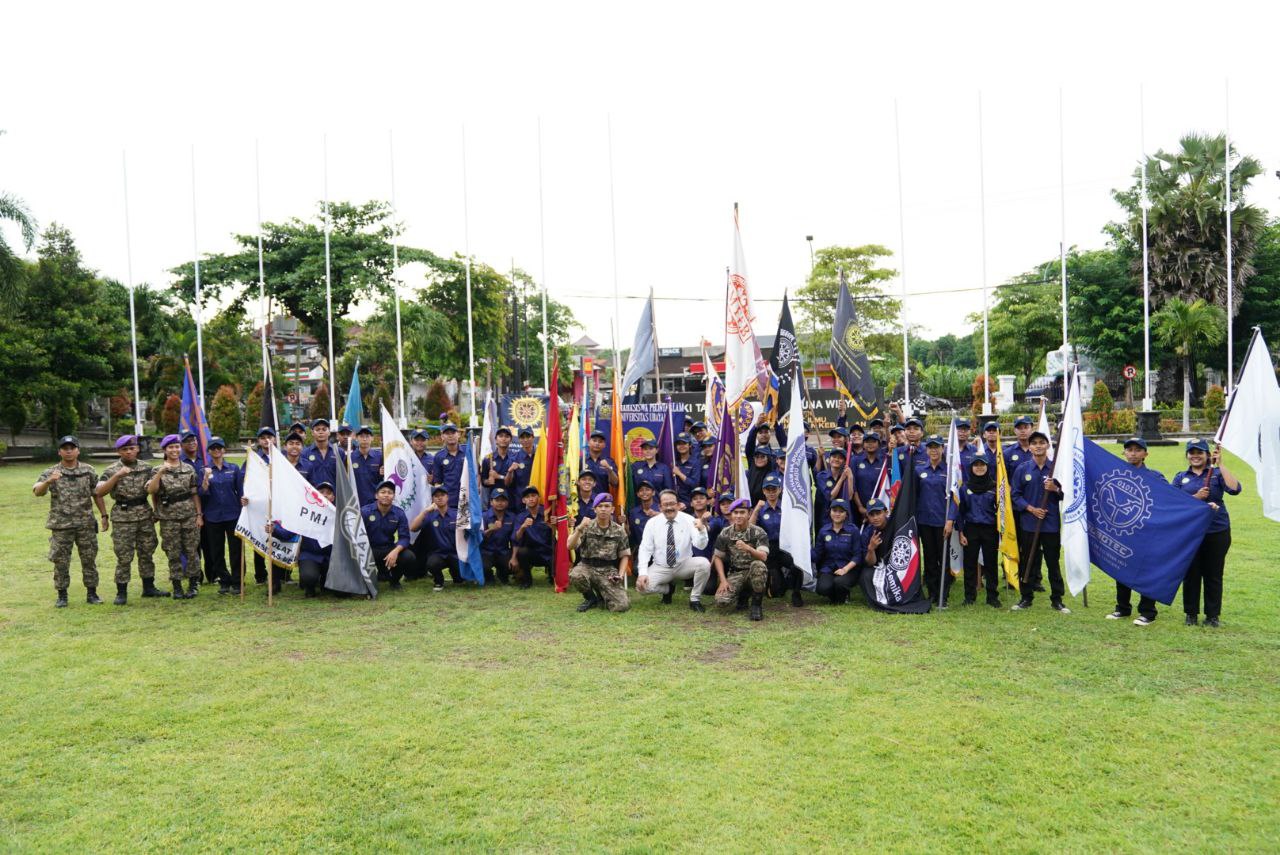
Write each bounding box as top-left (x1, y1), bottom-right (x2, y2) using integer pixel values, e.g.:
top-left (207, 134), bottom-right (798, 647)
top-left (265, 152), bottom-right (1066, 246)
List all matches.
top-left (342, 358), bottom-right (363, 429)
top-left (619, 295), bottom-right (656, 403)
top-left (454, 439), bottom-right (486, 585)
top-left (657, 398), bottom-right (676, 470)
top-left (179, 358), bottom-right (210, 470)
top-left (1082, 438), bottom-right (1212, 604)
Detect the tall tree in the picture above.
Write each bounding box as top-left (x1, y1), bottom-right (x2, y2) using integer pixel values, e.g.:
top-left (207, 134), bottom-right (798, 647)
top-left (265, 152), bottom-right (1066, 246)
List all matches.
top-left (970, 278), bottom-right (1062, 389)
top-left (1154, 297), bottom-right (1226, 431)
top-left (0, 131), bottom-right (38, 301)
top-left (794, 245), bottom-right (899, 373)
top-left (1236, 219), bottom-right (1280, 351)
top-left (1113, 134), bottom-right (1264, 323)
top-left (1064, 246), bottom-right (1148, 372)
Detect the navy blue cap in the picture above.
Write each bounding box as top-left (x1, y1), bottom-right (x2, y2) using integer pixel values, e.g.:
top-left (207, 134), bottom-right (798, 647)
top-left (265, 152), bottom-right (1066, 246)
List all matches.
top-left (1029, 430), bottom-right (1050, 443)
top-left (830, 499), bottom-right (851, 512)
top-left (829, 427), bottom-right (850, 438)
top-left (356, 425), bottom-right (373, 435)
top-left (718, 491), bottom-right (735, 502)
top-left (495, 426), bottom-right (512, 436)
top-left (1123, 437), bottom-right (1148, 450)
top-left (955, 418), bottom-right (971, 429)
top-left (636, 479), bottom-right (655, 490)
top-left (904, 417), bottom-right (923, 429)
top-left (521, 485), bottom-right (540, 496)
top-left (440, 422), bottom-right (459, 433)
top-left (208, 436), bottom-right (226, 449)
top-left (691, 421), bottom-right (707, 430)
top-left (763, 473), bottom-right (782, 488)
top-left (577, 469), bottom-right (597, 481)
top-left (311, 418), bottom-right (330, 428)
top-left (827, 447), bottom-right (847, 459)
top-left (890, 423), bottom-right (905, 433)
top-left (284, 432), bottom-right (305, 444)
top-left (57, 434), bottom-right (79, 447)
top-left (863, 431), bottom-right (882, 443)
top-left (518, 427), bottom-right (535, 437)
top-left (675, 432), bottom-right (692, 444)
top-left (690, 486), bottom-right (708, 496)
top-left (589, 429), bottom-right (607, 440)
top-left (640, 438), bottom-right (656, 448)
top-left (848, 422), bottom-right (865, 432)
top-left (375, 479), bottom-right (397, 493)
top-left (432, 485), bottom-right (449, 495)
top-left (969, 454), bottom-right (990, 468)
top-left (1186, 438), bottom-right (1210, 453)
top-left (490, 488), bottom-right (509, 500)
top-left (257, 426), bottom-right (277, 437)
top-left (983, 421), bottom-right (1000, 432)
top-left (925, 435), bottom-right (945, 447)
top-left (868, 418), bottom-right (885, 428)
top-left (701, 438), bottom-right (717, 448)
top-left (753, 445), bottom-right (771, 456)
top-left (410, 429), bottom-right (428, 439)
top-left (337, 422), bottom-right (353, 432)
top-left (180, 430), bottom-right (197, 441)
top-left (1014, 416), bottom-right (1033, 427)
top-left (866, 499), bottom-right (888, 513)
top-left (315, 481), bottom-right (335, 492)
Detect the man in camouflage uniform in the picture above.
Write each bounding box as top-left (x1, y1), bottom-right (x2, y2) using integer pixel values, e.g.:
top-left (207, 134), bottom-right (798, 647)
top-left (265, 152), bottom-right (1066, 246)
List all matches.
top-left (713, 498), bottom-right (770, 621)
top-left (32, 435), bottom-right (108, 607)
top-left (95, 434), bottom-right (167, 604)
top-left (148, 433), bottom-right (205, 599)
top-left (567, 493), bottom-right (631, 613)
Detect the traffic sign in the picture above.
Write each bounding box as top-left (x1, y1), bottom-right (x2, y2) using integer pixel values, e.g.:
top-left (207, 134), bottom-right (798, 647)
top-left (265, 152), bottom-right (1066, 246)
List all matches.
top-left (1122, 364), bottom-right (1137, 380)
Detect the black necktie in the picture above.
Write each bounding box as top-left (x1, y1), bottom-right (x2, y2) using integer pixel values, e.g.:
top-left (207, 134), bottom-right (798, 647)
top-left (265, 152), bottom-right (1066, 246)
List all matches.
top-left (666, 519), bottom-right (677, 566)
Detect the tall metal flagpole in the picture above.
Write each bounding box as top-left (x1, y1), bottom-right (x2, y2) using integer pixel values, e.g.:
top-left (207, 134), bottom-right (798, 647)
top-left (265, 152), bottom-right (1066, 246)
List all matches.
top-left (189, 145), bottom-right (206, 408)
top-left (893, 100), bottom-right (911, 412)
top-left (537, 118), bottom-right (550, 392)
top-left (606, 115), bottom-right (623, 385)
top-left (462, 124), bottom-right (478, 428)
top-left (255, 141), bottom-right (271, 415)
top-left (1140, 85), bottom-right (1153, 410)
top-left (1224, 80), bottom-right (1234, 392)
top-left (978, 92), bottom-right (991, 415)
top-left (121, 152), bottom-right (143, 432)
top-left (389, 130), bottom-right (407, 426)
top-left (649, 287), bottom-right (662, 403)
top-left (323, 135), bottom-right (337, 422)
top-left (1058, 87), bottom-right (1069, 362)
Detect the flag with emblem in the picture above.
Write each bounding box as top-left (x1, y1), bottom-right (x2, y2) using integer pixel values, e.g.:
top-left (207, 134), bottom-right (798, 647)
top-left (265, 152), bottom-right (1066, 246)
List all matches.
top-left (262, 443), bottom-right (336, 547)
top-left (233, 450), bottom-right (301, 567)
top-left (379, 404), bottom-right (428, 543)
top-left (179, 357), bottom-right (211, 470)
top-left (545, 360), bottom-right (571, 591)
top-left (861, 441), bottom-right (930, 613)
top-left (944, 420), bottom-right (965, 578)
top-left (768, 293), bottom-right (801, 423)
top-left (455, 437), bottom-right (486, 585)
top-left (994, 430), bottom-right (1021, 590)
top-left (724, 204), bottom-right (772, 414)
top-left (565, 403), bottom-right (582, 523)
top-left (709, 394), bottom-right (738, 499)
top-left (702, 343), bottom-right (725, 439)
top-left (327, 447), bottom-right (377, 597)
top-left (1054, 367), bottom-right (1090, 595)
top-left (830, 267), bottom-right (881, 421)
top-left (780, 366), bottom-right (814, 590)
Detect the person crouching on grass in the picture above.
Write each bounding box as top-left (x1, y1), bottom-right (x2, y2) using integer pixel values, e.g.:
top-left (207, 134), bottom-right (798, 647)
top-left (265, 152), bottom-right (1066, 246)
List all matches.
top-left (567, 494), bottom-right (631, 613)
top-left (712, 498), bottom-right (770, 621)
top-left (362, 479), bottom-right (415, 590)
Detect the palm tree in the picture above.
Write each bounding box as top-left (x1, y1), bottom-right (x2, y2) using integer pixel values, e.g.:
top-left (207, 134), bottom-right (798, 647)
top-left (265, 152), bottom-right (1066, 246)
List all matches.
top-left (1114, 133), bottom-right (1264, 320)
top-left (1154, 298), bottom-right (1227, 431)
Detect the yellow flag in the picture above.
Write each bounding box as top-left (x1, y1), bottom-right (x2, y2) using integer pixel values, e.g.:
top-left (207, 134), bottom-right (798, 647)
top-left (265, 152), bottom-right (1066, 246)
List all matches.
top-left (565, 404), bottom-right (582, 521)
top-left (994, 435), bottom-right (1020, 590)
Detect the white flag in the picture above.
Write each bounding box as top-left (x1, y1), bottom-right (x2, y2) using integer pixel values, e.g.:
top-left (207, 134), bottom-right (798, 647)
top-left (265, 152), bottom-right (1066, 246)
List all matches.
top-left (234, 451), bottom-right (301, 565)
top-left (380, 404), bottom-right (429, 541)
top-left (944, 419), bottom-right (965, 577)
top-left (1216, 329), bottom-right (1280, 522)
top-left (269, 444), bottom-right (336, 547)
top-left (724, 208), bottom-right (770, 411)
top-left (1053, 368), bottom-right (1090, 595)
top-left (780, 368), bottom-right (815, 590)
top-left (1037, 397), bottom-right (1055, 461)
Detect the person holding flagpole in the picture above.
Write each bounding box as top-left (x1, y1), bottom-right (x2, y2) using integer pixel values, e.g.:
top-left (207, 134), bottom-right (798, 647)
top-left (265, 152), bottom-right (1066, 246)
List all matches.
top-left (916, 435), bottom-right (952, 607)
top-left (1174, 440), bottom-right (1241, 627)
top-left (1106, 438), bottom-right (1165, 626)
top-left (1010, 430), bottom-right (1069, 614)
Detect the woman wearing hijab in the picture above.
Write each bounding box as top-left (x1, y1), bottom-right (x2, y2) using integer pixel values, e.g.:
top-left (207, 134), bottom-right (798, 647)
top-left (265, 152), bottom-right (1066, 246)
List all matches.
top-left (950, 453), bottom-right (1001, 608)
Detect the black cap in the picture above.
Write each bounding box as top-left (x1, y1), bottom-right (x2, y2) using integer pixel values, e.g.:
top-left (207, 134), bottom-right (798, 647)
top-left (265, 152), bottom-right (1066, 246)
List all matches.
top-left (691, 421), bottom-right (707, 430)
top-left (495, 426), bottom-right (512, 437)
top-left (285, 432), bottom-right (306, 444)
top-left (208, 436), bottom-right (226, 449)
top-left (521, 485), bottom-right (540, 496)
top-left (257, 426), bottom-right (277, 437)
top-left (577, 470), bottom-right (597, 482)
top-left (312, 418), bottom-right (331, 428)
top-left (57, 435), bottom-right (79, 448)
top-left (1123, 437), bottom-right (1148, 450)
top-left (181, 430), bottom-right (197, 441)
top-left (690, 486), bottom-right (708, 497)
top-left (315, 481), bottom-right (335, 492)
top-left (636, 479), bottom-right (655, 490)
top-left (375, 479), bottom-right (397, 493)
top-left (490, 487), bottom-right (508, 500)
top-left (589, 429), bottom-right (606, 440)
top-left (827, 448), bottom-right (847, 459)
top-left (868, 418), bottom-right (885, 428)
top-left (518, 427), bottom-right (535, 437)
top-left (1028, 430), bottom-right (1050, 443)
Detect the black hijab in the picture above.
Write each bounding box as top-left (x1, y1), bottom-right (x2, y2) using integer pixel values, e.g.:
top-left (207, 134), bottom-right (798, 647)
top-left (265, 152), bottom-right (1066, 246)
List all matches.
top-left (967, 455), bottom-right (995, 494)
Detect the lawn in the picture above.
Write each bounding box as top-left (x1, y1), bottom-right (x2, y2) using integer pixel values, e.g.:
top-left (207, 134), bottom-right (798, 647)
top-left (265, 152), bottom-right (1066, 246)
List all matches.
top-left (1, 446), bottom-right (1277, 853)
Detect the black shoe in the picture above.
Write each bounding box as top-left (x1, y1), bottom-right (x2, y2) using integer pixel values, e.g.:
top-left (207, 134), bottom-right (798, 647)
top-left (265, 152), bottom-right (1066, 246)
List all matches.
top-left (661, 584), bottom-right (674, 605)
top-left (186, 580), bottom-right (199, 598)
top-left (172, 583), bottom-right (187, 600)
top-left (228, 585), bottom-right (242, 596)
top-left (113, 583), bottom-right (128, 606)
top-left (962, 597), bottom-right (976, 606)
top-left (791, 590), bottom-right (803, 607)
top-left (55, 590), bottom-right (68, 608)
top-left (1185, 615), bottom-right (1198, 626)
top-left (304, 587), bottom-right (318, 598)
top-left (576, 596), bottom-right (600, 612)
top-left (1204, 616), bottom-right (1220, 628)
top-left (390, 579), bottom-right (403, 591)
top-left (218, 583), bottom-right (231, 595)
top-left (518, 579), bottom-right (533, 589)
top-left (689, 600), bottom-right (705, 613)
top-left (987, 598), bottom-right (1003, 609)
top-left (735, 593), bottom-right (749, 612)
top-left (1034, 584), bottom-right (1046, 592)
top-left (749, 597), bottom-right (763, 621)
top-left (86, 588), bottom-right (103, 605)
top-left (141, 580), bottom-right (170, 598)
top-left (1011, 599), bottom-right (1032, 611)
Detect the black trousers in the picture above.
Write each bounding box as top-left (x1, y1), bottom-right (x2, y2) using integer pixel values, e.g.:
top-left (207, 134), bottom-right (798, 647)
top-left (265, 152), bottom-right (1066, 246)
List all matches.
top-left (1115, 584), bottom-right (1157, 619)
top-left (1017, 528), bottom-right (1064, 605)
top-left (201, 519), bottom-right (241, 585)
top-left (963, 523), bottom-right (999, 602)
top-left (298, 558), bottom-right (328, 592)
top-left (815, 570), bottom-right (858, 603)
top-left (766, 542), bottom-right (800, 597)
top-left (918, 524), bottom-right (952, 603)
top-left (423, 552), bottom-right (459, 585)
top-left (515, 546), bottom-right (553, 583)
top-left (374, 546), bottom-right (417, 584)
top-left (481, 549), bottom-right (511, 584)
top-left (1183, 529), bottom-right (1230, 619)
top-left (254, 552), bottom-right (267, 584)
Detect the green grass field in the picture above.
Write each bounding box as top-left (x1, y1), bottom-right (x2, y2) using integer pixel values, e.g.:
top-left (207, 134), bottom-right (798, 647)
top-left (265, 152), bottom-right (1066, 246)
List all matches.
top-left (1, 446), bottom-right (1277, 853)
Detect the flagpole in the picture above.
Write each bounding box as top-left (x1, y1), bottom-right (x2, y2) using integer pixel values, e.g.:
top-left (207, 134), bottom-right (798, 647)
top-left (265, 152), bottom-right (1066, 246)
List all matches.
top-left (323, 134), bottom-right (337, 422)
top-left (121, 151), bottom-right (143, 433)
top-left (189, 145), bottom-right (206, 409)
top-left (978, 92), bottom-right (992, 415)
top-left (462, 124), bottom-right (479, 428)
top-left (893, 100), bottom-right (911, 413)
top-left (537, 118), bottom-right (550, 392)
top-left (255, 140), bottom-right (272, 415)
top-left (1139, 85), bottom-right (1153, 411)
top-left (649, 287), bottom-right (662, 404)
top-left (1058, 87), bottom-right (1069, 365)
top-left (1224, 79), bottom-right (1234, 392)
top-left (389, 130), bottom-right (407, 427)
top-left (607, 115), bottom-right (623, 387)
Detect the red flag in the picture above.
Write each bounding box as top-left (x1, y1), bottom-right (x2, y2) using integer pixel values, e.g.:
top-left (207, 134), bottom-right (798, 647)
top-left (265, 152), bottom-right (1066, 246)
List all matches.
top-left (545, 358), bottom-right (571, 592)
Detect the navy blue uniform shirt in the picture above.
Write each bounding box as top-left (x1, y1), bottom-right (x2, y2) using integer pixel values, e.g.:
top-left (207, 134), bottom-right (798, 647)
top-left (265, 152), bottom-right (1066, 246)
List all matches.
top-left (431, 447), bottom-right (464, 506)
top-left (1174, 467), bottom-right (1240, 534)
top-left (812, 523), bottom-right (858, 574)
top-left (1011, 457), bottom-right (1061, 533)
top-left (199, 460), bottom-right (243, 524)
top-left (360, 502), bottom-right (410, 551)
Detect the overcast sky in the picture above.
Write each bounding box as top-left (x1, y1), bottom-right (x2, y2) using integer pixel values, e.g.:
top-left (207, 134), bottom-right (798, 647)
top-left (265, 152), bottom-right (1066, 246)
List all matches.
top-left (5, 1), bottom-right (1278, 359)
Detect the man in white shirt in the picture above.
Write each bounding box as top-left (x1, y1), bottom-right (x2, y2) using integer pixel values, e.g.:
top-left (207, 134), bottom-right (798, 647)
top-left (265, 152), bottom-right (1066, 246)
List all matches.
top-left (636, 490), bottom-right (712, 613)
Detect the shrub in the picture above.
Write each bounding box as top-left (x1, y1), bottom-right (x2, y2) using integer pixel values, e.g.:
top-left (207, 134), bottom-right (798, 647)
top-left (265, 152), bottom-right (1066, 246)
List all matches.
top-left (423, 380), bottom-right (452, 420)
top-left (1086, 381), bottom-right (1117, 433)
top-left (1, 399), bottom-right (27, 440)
top-left (109, 393), bottom-right (131, 419)
top-left (210, 385), bottom-right (241, 441)
top-left (159, 394), bottom-right (181, 434)
top-left (971, 374), bottom-right (995, 416)
top-left (309, 384), bottom-right (331, 421)
top-left (246, 382), bottom-right (265, 429)
top-left (1202, 385), bottom-right (1225, 429)
top-left (370, 381), bottom-right (394, 419)
top-left (0, 439), bottom-right (7, 456)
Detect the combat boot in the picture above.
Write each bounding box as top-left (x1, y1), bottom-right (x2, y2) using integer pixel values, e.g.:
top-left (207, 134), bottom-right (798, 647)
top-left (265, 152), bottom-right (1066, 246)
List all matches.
top-left (661, 584), bottom-right (674, 605)
top-left (735, 591), bottom-right (750, 612)
top-left (141, 578), bottom-right (170, 598)
top-left (576, 594), bottom-right (600, 612)
top-left (113, 583), bottom-right (128, 606)
top-left (186, 579), bottom-right (199, 598)
top-left (86, 588), bottom-right (103, 605)
top-left (55, 589), bottom-right (68, 608)
top-left (173, 582), bottom-right (188, 600)
top-left (791, 589), bottom-right (803, 607)
top-left (749, 596), bottom-right (763, 621)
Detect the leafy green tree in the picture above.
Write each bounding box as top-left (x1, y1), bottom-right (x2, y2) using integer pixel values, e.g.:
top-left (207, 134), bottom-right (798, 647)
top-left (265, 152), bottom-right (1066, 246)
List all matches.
top-left (419, 256), bottom-right (511, 391)
top-left (1065, 247), bottom-right (1147, 371)
top-left (970, 278), bottom-right (1061, 389)
top-left (246, 382), bottom-right (265, 430)
top-left (0, 131), bottom-right (38, 300)
top-left (1113, 134), bottom-right (1264, 321)
top-left (423, 379), bottom-right (452, 419)
top-left (1154, 297), bottom-right (1227, 431)
top-left (369, 380), bottom-right (394, 420)
top-left (1236, 220), bottom-right (1280, 350)
top-left (210, 384), bottom-right (241, 441)
top-left (795, 245), bottom-right (899, 375)
top-left (2, 399), bottom-right (27, 440)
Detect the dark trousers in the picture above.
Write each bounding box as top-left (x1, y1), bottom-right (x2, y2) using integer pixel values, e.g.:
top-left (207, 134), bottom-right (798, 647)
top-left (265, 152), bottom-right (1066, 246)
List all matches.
top-left (299, 558), bottom-right (328, 592)
top-left (481, 549), bottom-right (510, 584)
top-left (918, 524), bottom-right (951, 603)
top-left (374, 547), bottom-right (417, 584)
top-left (1115, 583), bottom-right (1157, 619)
top-left (424, 552), bottom-right (459, 585)
top-left (963, 523), bottom-right (999, 602)
top-left (815, 570), bottom-right (858, 604)
top-left (1183, 529), bottom-right (1230, 619)
top-left (1017, 528), bottom-right (1064, 605)
top-left (766, 542), bottom-right (799, 597)
top-left (515, 546), bottom-right (553, 584)
top-left (202, 519), bottom-right (241, 585)
top-left (254, 552), bottom-right (267, 584)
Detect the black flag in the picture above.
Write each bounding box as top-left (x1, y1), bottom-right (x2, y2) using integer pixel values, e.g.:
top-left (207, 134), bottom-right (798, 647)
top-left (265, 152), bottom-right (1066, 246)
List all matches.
top-left (768, 292), bottom-right (800, 419)
top-left (860, 445), bottom-right (930, 613)
top-left (830, 267), bottom-right (881, 422)
top-left (259, 354), bottom-right (278, 433)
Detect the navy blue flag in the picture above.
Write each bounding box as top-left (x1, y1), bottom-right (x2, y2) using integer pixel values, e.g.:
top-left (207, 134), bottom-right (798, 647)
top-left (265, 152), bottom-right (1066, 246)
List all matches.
top-left (1082, 438), bottom-right (1212, 604)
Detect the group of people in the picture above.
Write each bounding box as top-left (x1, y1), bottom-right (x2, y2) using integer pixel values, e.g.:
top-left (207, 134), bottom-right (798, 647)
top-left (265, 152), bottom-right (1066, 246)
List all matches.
top-left (33, 405), bottom-right (1241, 627)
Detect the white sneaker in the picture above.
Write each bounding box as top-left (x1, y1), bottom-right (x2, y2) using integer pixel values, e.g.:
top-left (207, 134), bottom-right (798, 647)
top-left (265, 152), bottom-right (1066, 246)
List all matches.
top-left (433, 584), bottom-right (444, 592)
top-left (1051, 602), bottom-right (1071, 614)
top-left (1105, 611), bottom-right (1127, 620)
top-left (1133, 615), bottom-right (1155, 626)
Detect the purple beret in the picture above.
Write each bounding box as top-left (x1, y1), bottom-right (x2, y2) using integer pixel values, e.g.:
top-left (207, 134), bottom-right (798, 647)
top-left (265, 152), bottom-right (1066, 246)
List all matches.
top-left (160, 433), bottom-right (181, 448)
top-left (727, 498), bottom-right (751, 513)
top-left (591, 493), bottom-right (614, 509)
top-left (115, 434), bottom-right (138, 449)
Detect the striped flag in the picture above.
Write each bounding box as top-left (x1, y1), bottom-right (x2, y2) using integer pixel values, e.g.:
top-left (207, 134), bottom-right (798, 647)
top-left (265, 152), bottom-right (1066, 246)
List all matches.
top-left (454, 438), bottom-right (486, 585)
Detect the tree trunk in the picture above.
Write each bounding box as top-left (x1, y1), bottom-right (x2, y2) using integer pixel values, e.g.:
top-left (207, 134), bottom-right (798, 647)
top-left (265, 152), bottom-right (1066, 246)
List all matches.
top-left (1182, 355), bottom-right (1192, 433)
